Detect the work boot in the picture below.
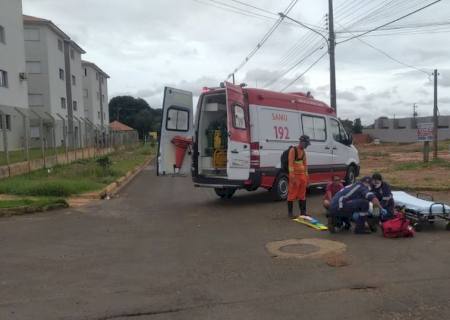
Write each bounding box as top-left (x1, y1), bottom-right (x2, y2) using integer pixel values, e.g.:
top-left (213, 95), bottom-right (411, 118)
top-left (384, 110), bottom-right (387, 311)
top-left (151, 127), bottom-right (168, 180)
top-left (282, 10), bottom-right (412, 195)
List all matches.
top-left (288, 201), bottom-right (298, 219)
top-left (299, 200), bottom-right (308, 216)
top-left (354, 228), bottom-right (371, 234)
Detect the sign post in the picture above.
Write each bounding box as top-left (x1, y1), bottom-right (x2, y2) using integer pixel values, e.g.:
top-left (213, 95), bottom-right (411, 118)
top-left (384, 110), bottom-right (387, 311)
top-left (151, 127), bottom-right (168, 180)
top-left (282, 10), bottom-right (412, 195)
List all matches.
top-left (417, 123), bottom-right (433, 162)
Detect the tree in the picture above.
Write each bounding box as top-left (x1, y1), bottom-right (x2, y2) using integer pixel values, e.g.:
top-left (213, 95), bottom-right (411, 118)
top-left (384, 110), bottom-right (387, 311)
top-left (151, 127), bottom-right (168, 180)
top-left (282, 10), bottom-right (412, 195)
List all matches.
top-left (339, 118), bottom-right (354, 134)
top-left (108, 96), bottom-right (162, 139)
top-left (352, 118), bottom-right (363, 134)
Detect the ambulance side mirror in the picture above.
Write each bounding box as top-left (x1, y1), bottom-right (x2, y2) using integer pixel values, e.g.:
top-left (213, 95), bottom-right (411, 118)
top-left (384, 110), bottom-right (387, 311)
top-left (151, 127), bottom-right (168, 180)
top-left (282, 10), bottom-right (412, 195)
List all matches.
top-left (345, 134), bottom-right (353, 146)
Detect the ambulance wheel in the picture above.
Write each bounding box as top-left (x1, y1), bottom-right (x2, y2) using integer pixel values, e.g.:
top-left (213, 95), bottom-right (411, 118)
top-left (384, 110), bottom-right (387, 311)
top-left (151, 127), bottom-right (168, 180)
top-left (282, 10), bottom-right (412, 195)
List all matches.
top-left (345, 165), bottom-right (357, 185)
top-left (214, 187), bottom-right (236, 199)
top-left (272, 174), bottom-right (289, 201)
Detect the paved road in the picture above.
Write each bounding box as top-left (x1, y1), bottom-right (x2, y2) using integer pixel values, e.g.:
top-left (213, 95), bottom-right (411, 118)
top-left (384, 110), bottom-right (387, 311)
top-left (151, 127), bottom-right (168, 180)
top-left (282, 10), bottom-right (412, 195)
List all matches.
top-left (0, 164), bottom-right (449, 320)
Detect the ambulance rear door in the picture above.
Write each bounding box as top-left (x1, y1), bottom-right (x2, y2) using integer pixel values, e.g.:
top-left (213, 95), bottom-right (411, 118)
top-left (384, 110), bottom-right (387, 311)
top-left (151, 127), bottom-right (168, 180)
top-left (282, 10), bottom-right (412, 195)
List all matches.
top-left (157, 87), bottom-right (194, 175)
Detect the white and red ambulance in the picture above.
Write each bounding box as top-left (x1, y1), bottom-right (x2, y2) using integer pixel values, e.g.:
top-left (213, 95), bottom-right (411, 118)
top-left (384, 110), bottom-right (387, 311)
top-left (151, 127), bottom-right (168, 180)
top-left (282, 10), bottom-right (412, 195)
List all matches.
top-left (157, 82), bottom-right (360, 200)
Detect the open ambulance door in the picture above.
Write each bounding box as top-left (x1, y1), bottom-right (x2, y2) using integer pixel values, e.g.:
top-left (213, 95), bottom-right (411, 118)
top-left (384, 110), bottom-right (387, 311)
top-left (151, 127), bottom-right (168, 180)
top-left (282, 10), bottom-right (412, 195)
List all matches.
top-left (225, 82), bottom-right (250, 180)
top-left (157, 87), bottom-right (193, 176)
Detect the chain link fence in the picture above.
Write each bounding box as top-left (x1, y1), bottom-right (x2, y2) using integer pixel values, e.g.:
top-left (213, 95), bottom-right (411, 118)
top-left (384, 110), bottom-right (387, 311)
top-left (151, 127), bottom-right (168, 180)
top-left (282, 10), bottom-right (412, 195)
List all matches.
top-left (0, 108), bottom-right (139, 179)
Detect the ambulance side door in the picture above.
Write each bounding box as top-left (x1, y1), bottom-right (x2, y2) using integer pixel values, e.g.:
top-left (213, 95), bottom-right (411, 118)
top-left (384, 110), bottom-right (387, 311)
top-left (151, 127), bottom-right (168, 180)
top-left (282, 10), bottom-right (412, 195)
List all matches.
top-left (157, 87), bottom-right (194, 176)
top-left (225, 82), bottom-right (250, 180)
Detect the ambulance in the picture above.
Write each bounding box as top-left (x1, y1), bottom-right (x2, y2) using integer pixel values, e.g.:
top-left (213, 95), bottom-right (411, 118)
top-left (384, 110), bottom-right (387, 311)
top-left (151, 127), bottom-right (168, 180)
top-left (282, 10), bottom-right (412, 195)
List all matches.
top-left (157, 82), bottom-right (360, 200)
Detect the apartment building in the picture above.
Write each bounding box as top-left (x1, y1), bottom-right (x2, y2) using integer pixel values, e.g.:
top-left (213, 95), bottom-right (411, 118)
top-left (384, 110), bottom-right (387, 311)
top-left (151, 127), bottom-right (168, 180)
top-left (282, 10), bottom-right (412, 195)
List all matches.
top-left (23, 15), bottom-right (86, 148)
top-left (82, 60), bottom-right (110, 127)
top-left (0, 0), bottom-right (29, 151)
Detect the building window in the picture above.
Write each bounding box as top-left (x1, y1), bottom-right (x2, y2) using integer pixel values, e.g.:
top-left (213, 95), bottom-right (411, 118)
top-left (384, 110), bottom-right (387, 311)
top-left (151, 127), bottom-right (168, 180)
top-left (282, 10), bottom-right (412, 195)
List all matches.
top-left (0, 114), bottom-right (11, 130)
top-left (98, 111), bottom-right (100, 118)
top-left (0, 25), bottom-right (5, 44)
top-left (58, 39), bottom-right (63, 51)
top-left (0, 70), bottom-right (8, 88)
top-left (84, 68), bottom-right (87, 76)
top-left (73, 100), bottom-right (78, 111)
top-left (28, 94), bottom-right (44, 107)
top-left (26, 61), bottom-right (42, 74)
top-left (83, 89), bottom-right (88, 98)
top-left (59, 68), bottom-right (65, 80)
top-left (24, 28), bottom-right (40, 41)
top-left (70, 48), bottom-right (75, 59)
top-left (233, 105), bottom-right (246, 129)
top-left (72, 75), bottom-right (76, 85)
top-left (61, 97), bottom-right (66, 109)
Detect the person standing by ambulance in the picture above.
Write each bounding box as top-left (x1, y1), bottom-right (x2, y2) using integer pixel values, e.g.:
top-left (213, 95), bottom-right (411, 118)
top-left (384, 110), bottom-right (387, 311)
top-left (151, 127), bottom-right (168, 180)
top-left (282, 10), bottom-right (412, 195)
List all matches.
top-left (287, 135), bottom-right (311, 218)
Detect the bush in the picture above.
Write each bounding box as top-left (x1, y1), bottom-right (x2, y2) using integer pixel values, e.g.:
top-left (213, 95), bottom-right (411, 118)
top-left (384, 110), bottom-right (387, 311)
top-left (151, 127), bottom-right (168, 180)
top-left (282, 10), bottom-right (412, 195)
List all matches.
top-left (96, 156), bottom-right (112, 170)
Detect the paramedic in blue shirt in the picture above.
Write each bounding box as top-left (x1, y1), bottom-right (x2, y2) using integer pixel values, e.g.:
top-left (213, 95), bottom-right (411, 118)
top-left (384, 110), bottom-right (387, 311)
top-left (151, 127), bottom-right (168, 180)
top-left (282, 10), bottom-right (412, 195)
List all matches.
top-left (372, 172), bottom-right (394, 221)
top-left (330, 176), bottom-right (381, 234)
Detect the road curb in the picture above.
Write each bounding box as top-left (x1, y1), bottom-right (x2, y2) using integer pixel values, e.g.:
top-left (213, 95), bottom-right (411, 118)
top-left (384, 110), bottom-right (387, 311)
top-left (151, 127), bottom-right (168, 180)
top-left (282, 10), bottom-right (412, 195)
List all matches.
top-left (0, 201), bottom-right (69, 218)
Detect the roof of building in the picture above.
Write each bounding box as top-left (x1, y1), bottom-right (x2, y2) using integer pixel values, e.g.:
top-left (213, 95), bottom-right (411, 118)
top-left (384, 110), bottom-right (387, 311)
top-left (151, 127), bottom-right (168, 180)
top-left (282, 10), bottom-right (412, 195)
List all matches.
top-left (82, 60), bottom-right (110, 78)
top-left (23, 15), bottom-right (86, 54)
top-left (109, 120), bottom-right (135, 131)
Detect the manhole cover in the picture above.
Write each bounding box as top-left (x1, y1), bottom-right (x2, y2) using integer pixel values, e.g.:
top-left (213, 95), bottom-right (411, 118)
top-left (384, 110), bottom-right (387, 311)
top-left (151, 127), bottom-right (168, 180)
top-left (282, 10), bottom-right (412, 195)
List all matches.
top-left (280, 243), bottom-right (319, 255)
top-left (266, 238), bottom-right (346, 260)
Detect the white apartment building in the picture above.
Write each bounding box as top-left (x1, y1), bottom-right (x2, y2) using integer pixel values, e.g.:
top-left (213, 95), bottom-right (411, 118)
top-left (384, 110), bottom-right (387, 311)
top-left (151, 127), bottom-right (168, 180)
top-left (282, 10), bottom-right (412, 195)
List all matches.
top-left (82, 60), bottom-right (109, 127)
top-left (0, 0), bottom-right (29, 151)
top-left (23, 15), bottom-right (86, 148)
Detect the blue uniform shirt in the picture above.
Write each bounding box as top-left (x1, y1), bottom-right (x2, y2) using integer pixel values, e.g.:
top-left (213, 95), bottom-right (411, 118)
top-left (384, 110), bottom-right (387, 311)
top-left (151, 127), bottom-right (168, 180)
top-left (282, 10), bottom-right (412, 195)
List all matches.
top-left (331, 182), bottom-right (375, 210)
top-left (373, 182), bottom-right (392, 207)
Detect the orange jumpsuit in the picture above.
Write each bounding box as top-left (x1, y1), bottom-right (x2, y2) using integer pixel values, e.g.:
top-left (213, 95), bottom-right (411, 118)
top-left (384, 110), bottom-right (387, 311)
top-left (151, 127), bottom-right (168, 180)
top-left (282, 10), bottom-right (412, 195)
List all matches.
top-left (287, 146), bottom-right (308, 202)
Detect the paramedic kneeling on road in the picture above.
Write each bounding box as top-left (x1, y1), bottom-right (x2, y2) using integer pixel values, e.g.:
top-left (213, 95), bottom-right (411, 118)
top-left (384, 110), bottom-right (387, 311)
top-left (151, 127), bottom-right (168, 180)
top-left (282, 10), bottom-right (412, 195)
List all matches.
top-left (287, 135), bottom-right (311, 219)
top-left (372, 173), bottom-right (394, 221)
top-left (329, 176), bottom-right (381, 234)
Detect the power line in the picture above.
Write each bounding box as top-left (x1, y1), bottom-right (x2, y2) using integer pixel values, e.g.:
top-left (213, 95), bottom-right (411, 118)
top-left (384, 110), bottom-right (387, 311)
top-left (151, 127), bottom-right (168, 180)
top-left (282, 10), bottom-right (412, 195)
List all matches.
top-left (337, 0), bottom-right (443, 45)
top-left (336, 20), bottom-right (450, 33)
top-left (264, 45), bottom-right (326, 88)
top-left (229, 0), bottom-right (278, 16)
top-left (336, 22), bottom-right (430, 76)
top-left (193, 0), bottom-right (275, 21)
top-left (281, 51), bottom-right (328, 91)
top-left (226, 0), bottom-right (299, 80)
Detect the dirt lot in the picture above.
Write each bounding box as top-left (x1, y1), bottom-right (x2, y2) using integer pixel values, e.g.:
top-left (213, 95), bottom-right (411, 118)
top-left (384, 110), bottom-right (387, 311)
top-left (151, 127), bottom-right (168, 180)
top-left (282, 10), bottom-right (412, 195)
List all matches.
top-left (357, 140), bottom-right (450, 202)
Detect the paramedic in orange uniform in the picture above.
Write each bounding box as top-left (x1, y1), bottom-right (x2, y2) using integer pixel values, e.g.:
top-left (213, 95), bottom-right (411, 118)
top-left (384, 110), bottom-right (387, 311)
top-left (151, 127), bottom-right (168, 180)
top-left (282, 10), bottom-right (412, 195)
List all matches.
top-left (287, 135), bottom-right (311, 218)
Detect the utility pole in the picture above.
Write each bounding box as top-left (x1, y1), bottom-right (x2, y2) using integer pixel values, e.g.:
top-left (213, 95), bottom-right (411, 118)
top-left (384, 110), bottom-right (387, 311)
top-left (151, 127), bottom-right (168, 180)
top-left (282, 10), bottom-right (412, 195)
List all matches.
top-left (328, 0), bottom-right (337, 111)
top-left (433, 69), bottom-right (438, 159)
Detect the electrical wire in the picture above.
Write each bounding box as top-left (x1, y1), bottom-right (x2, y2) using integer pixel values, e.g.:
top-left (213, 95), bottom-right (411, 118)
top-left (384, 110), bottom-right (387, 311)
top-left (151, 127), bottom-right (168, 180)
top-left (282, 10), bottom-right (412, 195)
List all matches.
top-left (336, 22), bottom-right (430, 76)
top-left (336, 20), bottom-right (450, 33)
top-left (281, 51), bottom-right (328, 91)
top-left (337, 0), bottom-right (443, 45)
top-left (226, 0), bottom-right (299, 80)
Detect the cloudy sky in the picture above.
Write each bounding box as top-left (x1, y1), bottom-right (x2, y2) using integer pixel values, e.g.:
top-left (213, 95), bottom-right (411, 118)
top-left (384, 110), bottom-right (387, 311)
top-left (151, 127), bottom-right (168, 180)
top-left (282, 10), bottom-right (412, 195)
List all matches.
top-left (22, 0), bottom-right (450, 124)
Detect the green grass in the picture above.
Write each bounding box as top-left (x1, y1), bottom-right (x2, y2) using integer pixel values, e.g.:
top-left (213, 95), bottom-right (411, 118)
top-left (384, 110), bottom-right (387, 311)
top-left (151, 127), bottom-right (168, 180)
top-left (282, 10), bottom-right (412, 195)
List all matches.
top-left (393, 158), bottom-right (450, 171)
top-left (0, 144), bottom-right (154, 197)
top-left (0, 197), bottom-right (67, 210)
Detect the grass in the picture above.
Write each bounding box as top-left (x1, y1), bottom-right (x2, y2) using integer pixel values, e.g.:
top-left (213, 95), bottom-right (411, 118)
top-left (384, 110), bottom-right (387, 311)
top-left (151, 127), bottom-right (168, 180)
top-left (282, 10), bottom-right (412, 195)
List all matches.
top-left (0, 197), bottom-right (67, 210)
top-left (0, 144), bottom-right (154, 198)
top-left (393, 158), bottom-right (450, 171)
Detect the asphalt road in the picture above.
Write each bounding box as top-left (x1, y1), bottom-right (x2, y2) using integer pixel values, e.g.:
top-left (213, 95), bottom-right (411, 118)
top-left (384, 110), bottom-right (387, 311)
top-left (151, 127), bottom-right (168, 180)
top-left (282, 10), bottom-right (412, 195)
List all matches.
top-left (0, 164), bottom-right (449, 320)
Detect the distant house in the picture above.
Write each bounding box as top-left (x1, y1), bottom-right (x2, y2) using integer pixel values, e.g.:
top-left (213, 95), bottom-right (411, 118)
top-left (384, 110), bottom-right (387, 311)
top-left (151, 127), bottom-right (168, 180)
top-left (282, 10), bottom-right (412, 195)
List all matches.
top-left (109, 120), bottom-right (134, 132)
top-left (364, 115), bottom-right (450, 143)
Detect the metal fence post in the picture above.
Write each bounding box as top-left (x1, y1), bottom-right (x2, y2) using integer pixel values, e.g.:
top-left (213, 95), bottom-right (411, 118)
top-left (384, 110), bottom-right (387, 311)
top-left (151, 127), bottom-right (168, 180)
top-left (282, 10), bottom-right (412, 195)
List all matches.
top-left (73, 115), bottom-right (83, 159)
top-left (14, 107), bottom-right (30, 166)
top-left (30, 110), bottom-right (46, 169)
top-left (56, 113), bottom-right (68, 164)
top-left (44, 112), bottom-right (58, 165)
top-left (0, 110), bottom-right (10, 174)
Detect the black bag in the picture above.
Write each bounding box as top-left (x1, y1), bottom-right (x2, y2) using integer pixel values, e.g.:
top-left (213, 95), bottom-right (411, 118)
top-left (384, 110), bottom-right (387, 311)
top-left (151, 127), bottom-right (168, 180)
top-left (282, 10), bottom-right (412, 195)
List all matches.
top-left (281, 146), bottom-right (298, 173)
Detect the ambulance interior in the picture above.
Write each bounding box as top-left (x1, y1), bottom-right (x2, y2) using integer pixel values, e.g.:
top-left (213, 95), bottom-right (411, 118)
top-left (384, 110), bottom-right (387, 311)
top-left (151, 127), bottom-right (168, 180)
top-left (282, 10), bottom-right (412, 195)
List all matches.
top-left (197, 93), bottom-right (228, 176)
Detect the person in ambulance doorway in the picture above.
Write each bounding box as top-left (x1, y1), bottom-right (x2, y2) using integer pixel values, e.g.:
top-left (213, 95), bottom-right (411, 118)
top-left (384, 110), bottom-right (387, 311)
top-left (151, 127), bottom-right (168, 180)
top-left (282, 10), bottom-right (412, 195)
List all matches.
top-left (323, 175), bottom-right (344, 210)
top-left (287, 135), bottom-right (311, 219)
top-left (371, 172), bottom-right (394, 221)
top-left (328, 176), bottom-right (382, 234)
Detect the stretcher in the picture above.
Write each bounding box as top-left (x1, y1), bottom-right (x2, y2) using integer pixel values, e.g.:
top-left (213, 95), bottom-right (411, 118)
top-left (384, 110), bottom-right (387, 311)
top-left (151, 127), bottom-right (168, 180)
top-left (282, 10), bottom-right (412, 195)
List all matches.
top-left (392, 191), bottom-right (450, 231)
